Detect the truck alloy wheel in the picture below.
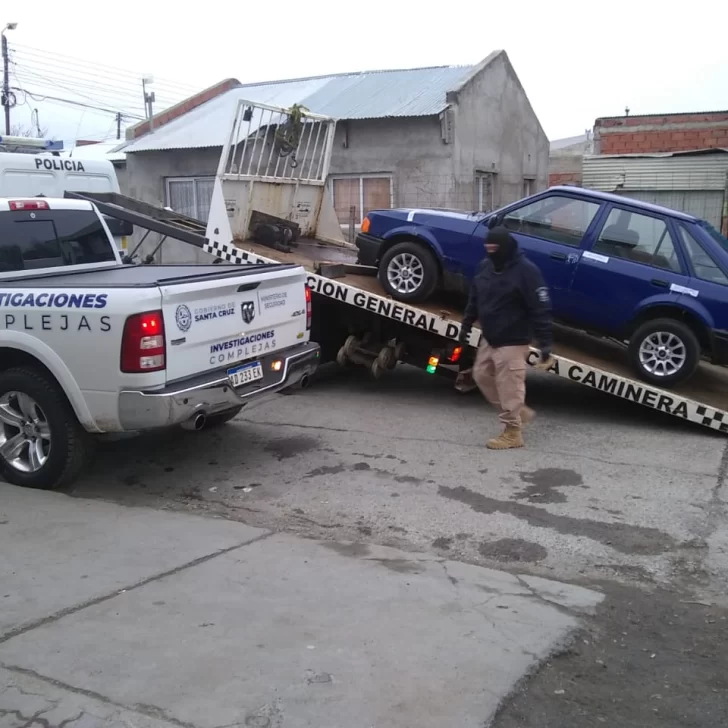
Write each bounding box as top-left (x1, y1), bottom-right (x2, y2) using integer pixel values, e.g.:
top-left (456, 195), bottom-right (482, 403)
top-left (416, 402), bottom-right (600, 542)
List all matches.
top-left (628, 318), bottom-right (700, 387)
top-left (0, 391), bottom-right (51, 473)
top-left (378, 241), bottom-right (438, 303)
top-left (0, 367), bottom-right (92, 489)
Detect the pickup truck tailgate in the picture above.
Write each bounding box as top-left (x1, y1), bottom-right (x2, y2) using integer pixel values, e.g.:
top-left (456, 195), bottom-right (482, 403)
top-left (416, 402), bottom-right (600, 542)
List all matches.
top-left (160, 267), bottom-right (307, 382)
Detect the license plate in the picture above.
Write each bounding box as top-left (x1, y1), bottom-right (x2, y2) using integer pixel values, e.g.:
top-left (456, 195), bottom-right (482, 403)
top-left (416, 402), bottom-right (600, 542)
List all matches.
top-left (227, 361), bottom-right (263, 387)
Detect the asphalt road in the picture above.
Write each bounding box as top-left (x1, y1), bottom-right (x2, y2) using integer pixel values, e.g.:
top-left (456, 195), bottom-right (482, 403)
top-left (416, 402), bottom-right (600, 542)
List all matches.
top-left (69, 363), bottom-right (728, 726)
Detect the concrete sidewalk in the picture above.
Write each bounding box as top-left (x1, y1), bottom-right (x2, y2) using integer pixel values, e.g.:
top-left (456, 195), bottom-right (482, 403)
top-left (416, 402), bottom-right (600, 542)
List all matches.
top-left (0, 484), bottom-right (602, 728)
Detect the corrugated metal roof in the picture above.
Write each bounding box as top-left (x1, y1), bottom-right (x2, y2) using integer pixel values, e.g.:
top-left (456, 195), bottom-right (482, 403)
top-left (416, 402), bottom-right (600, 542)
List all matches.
top-left (583, 154), bottom-right (728, 192)
top-left (550, 134), bottom-right (589, 152)
top-left (123, 64), bottom-right (475, 154)
top-left (62, 141), bottom-right (126, 163)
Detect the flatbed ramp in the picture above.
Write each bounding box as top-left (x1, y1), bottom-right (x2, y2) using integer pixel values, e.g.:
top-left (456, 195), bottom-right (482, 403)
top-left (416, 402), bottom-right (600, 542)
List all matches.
top-left (203, 235), bottom-right (728, 434)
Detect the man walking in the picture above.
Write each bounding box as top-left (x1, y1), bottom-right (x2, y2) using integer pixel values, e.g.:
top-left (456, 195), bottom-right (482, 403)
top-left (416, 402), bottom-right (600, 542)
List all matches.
top-left (459, 226), bottom-right (553, 450)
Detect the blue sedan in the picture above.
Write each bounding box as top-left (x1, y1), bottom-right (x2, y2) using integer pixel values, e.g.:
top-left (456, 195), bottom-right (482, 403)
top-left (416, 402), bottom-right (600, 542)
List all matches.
top-left (356, 187), bottom-right (728, 387)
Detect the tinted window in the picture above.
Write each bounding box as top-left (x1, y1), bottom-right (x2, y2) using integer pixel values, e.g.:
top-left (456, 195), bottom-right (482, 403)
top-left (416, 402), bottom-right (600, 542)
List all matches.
top-left (678, 225), bottom-right (728, 286)
top-left (593, 208), bottom-right (681, 272)
top-left (502, 194), bottom-right (600, 247)
top-left (0, 210), bottom-right (115, 272)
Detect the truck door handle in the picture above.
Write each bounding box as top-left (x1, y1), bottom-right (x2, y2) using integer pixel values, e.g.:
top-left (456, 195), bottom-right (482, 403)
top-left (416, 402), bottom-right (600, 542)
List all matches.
top-left (550, 252), bottom-right (568, 261)
top-left (651, 279), bottom-right (669, 288)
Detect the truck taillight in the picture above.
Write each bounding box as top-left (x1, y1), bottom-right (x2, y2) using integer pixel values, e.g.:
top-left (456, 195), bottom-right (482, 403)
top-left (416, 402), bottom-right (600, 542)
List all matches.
top-left (305, 285), bottom-right (312, 330)
top-left (120, 310), bottom-right (166, 373)
top-left (9, 200), bottom-right (49, 211)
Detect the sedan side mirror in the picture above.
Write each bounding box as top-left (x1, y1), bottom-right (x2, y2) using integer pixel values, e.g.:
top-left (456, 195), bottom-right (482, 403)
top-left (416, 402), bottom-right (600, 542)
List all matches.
top-left (486, 215), bottom-right (501, 230)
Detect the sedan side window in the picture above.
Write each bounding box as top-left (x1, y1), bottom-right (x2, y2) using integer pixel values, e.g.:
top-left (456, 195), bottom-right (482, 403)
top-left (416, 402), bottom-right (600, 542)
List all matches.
top-left (678, 225), bottom-right (728, 286)
top-left (593, 208), bottom-right (681, 273)
top-left (502, 195), bottom-right (601, 248)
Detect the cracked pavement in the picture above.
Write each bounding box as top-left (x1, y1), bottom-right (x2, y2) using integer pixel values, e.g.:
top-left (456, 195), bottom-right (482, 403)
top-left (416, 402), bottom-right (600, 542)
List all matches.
top-left (2, 364), bottom-right (728, 726)
top-left (0, 482), bottom-right (602, 728)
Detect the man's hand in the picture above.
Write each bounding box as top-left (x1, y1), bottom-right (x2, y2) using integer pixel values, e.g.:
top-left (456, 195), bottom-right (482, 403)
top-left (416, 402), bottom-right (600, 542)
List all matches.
top-left (534, 347), bottom-right (554, 371)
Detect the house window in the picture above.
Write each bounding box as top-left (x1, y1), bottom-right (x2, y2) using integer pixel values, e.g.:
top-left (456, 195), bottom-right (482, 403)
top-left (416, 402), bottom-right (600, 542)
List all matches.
top-left (475, 172), bottom-right (496, 211)
top-left (522, 177), bottom-right (536, 197)
top-left (331, 175), bottom-right (392, 225)
top-left (166, 177), bottom-right (215, 221)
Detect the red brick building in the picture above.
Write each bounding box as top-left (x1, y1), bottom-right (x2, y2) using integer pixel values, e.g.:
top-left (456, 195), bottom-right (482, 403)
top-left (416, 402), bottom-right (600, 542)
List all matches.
top-left (594, 111), bottom-right (728, 155)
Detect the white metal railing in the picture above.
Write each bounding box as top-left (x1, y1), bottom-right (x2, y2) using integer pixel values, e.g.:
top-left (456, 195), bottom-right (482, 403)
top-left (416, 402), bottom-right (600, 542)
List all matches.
top-left (218, 99), bottom-right (336, 185)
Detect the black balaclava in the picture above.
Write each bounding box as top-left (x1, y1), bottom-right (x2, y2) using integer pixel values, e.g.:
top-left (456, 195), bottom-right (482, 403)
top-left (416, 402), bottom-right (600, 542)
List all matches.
top-left (486, 226), bottom-right (518, 272)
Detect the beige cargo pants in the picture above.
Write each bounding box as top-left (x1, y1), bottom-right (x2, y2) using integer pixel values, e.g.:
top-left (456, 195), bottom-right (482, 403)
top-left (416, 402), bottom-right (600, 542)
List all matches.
top-left (472, 342), bottom-right (529, 427)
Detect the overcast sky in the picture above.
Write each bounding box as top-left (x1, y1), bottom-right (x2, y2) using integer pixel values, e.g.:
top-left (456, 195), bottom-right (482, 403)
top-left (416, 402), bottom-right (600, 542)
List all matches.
top-left (4, 0), bottom-right (728, 145)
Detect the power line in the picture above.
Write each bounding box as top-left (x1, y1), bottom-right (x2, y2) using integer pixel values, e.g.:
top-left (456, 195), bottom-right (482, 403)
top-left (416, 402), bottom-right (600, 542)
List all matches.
top-left (6, 42), bottom-right (209, 139)
top-left (14, 67), bottom-right (147, 117)
top-left (17, 88), bottom-right (144, 120)
top-left (12, 53), bottom-right (194, 108)
top-left (11, 43), bottom-right (201, 98)
top-left (13, 68), bottom-right (141, 116)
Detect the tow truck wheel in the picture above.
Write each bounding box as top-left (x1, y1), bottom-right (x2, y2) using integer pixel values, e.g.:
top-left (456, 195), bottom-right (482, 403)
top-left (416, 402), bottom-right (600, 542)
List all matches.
top-left (343, 335), bottom-right (359, 359)
top-left (0, 367), bottom-right (93, 490)
top-left (379, 241), bottom-right (438, 303)
top-left (629, 318), bottom-right (700, 387)
top-left (371, 359), bottom-right (385, 379)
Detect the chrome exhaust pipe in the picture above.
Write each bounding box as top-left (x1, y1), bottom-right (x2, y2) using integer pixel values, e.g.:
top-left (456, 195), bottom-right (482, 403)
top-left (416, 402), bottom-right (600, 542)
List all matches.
top-left (181, 412), bottom-right (207, 431)
top-left (300, 374), bottom-right (310, 389)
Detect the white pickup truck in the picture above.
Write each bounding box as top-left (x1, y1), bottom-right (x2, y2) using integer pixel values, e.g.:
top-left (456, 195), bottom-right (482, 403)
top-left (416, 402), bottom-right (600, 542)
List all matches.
top-left (0, 196), bottom-right (320, 489)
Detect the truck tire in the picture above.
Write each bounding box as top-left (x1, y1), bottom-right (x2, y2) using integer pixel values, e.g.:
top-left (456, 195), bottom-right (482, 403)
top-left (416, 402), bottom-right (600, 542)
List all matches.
top-left (203, 406), bottom-right (244, 428)
top-left (628, 318), bottom-right (700, 387)
top-left (0, 367), bottom-right (92, 489)
top-left (379, 241), bottom-right (438, 303)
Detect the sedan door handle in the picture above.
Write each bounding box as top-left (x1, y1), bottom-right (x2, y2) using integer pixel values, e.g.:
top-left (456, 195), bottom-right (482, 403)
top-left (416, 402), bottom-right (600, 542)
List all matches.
top-left (549, 252), bottom-right (568, 261)
top-left (651, 279), bottom-right (670, 288)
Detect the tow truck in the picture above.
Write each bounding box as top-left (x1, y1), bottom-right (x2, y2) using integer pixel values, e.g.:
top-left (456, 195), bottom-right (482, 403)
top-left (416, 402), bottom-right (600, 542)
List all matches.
top-left (69, 99), bottom-right (728, 435)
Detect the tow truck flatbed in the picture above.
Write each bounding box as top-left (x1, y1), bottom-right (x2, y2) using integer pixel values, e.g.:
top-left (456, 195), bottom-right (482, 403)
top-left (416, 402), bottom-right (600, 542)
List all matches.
top-left (204, 234), bottom-right (728, 433)
top-left (79, 98), bottom-right (728, 435)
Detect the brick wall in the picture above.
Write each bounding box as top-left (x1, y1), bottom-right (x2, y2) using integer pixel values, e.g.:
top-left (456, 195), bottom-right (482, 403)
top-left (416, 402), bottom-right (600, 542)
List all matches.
top-left (595, 111), bottom-right (728, 154)
top-left (549, 171), bottom-right (581, 186)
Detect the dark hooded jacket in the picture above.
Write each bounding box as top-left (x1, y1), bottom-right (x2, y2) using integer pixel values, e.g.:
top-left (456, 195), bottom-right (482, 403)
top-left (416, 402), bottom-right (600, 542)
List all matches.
top-left (461, 227), bottom-right (553, 349)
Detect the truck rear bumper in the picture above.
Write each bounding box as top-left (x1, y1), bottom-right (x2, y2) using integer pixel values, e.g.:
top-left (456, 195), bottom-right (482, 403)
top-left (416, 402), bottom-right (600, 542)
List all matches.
top-left (118, 341), bottom-right (320, 431)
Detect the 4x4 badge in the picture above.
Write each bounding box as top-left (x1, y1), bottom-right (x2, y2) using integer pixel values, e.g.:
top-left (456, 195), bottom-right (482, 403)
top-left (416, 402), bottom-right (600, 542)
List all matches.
top-left (241, 301), bottom-right (255, 324)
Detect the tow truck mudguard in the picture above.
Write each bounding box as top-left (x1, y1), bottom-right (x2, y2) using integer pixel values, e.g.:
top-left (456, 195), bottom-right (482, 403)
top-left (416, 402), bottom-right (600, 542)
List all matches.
top-left (118, 342), bottom-right (320, 430)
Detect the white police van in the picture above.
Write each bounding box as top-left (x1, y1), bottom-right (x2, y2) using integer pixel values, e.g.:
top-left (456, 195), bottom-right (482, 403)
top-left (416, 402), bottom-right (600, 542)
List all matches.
top-left (0, 135), bottom-right (131, 253)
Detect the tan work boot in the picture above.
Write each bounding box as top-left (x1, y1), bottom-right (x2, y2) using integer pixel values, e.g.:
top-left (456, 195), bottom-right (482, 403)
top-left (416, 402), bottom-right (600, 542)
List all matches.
top-left (487, 425), bottom-right (524, 450)
top-left (521, 407), bottom-right (536, 427)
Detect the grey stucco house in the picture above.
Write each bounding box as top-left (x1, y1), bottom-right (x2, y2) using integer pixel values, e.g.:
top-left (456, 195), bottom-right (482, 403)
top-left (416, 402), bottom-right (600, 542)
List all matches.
top-left (120, 50), bottom-right (547, 247)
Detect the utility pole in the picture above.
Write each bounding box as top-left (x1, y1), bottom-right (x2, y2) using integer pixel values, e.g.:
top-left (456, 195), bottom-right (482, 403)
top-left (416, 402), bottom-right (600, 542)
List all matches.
top-left (142, 76), bottom-right (155, 130)
top-left (2, 22), bottom-right (18, 135)
top-left (116, 112), bottom-right (122, 140)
